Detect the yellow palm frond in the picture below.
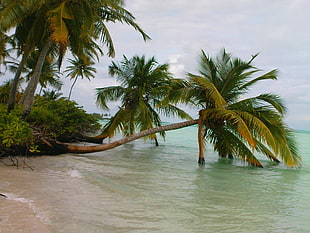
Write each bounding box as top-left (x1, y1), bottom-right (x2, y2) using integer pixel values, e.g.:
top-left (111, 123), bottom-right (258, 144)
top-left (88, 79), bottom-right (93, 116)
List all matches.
top-left (237, 111), bottom-right (277, 153)
top-left (47, 2), bottom-right (73, 46)
top-left (201, 109), bottom-right (255, 149)
top-left (188, 74), bottom-right (227, 109)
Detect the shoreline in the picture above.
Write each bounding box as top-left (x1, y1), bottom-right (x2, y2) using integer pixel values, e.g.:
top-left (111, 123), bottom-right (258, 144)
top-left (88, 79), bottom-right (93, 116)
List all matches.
top-left (0, 163), bottom-right (52, 233)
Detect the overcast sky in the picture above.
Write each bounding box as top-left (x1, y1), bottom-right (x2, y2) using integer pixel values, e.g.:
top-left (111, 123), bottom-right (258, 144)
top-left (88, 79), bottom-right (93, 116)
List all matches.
top-left (9, 0), bottom-right (310, 130)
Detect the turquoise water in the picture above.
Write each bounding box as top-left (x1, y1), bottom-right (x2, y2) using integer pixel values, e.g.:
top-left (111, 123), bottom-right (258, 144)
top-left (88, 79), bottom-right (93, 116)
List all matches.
top-left (0, 126), bottom-right (310, 232)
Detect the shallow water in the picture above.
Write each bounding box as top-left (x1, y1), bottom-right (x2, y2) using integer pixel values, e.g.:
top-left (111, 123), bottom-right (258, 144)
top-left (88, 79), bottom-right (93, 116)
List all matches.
top-left (1, 127), bottom-right (309, 233)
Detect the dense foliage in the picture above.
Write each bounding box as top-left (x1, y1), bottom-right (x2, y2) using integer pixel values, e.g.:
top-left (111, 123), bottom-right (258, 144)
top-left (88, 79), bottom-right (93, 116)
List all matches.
top-left (0, 96), bottom-right (101, 156)
top-left (28, 96), bottom-right (101, 140)
top-left (0, 105), bottom-right (32, 148)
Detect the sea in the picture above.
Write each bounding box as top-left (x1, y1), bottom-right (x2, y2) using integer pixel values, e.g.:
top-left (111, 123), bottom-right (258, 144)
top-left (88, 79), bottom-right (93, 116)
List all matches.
top-left (0, 125), bottom-right (309, 233)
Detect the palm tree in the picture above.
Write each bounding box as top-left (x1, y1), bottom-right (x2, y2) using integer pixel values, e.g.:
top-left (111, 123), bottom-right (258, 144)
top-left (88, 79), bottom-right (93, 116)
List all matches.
top-left (169, 49), bottom-right (300, 167)
top-left (8, 51), bottom-right (63, 95)
top-left (64, 50), bottom-right (302, 168)
top-left (68, 50), bottom-right (300, 168)
top-left (96, 55), bottom-right (192, 145)
top-left (42, 89), bottom-right (63, 100)
top-left (1, 0), bottom-right (150, 117)
top-left (64, 56), bottom-right (96, 100)
top-left (1, 1), bottom-right (44, 111)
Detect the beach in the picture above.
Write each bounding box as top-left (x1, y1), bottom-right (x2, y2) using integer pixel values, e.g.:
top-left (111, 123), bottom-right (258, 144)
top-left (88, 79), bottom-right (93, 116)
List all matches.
top-left (1, 126), bottom-right (310, 233)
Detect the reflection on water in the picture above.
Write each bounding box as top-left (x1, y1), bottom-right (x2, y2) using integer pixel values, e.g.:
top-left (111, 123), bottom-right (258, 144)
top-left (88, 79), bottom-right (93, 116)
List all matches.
top-left (0, 130), bottom-right (309, 232)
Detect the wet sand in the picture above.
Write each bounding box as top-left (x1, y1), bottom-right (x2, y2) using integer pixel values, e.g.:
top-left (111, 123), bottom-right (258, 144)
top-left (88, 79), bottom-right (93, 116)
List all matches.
top-left (0, 195), bottom-right (51, 233)
top-left (0, 159), bottom-right (52, 233)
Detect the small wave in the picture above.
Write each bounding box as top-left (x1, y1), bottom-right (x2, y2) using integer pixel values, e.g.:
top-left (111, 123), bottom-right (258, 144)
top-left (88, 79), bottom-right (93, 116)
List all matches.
top-left (4, 193), bottom-right (51, 225)
top-left (67, 169), bottom-right (83, 178)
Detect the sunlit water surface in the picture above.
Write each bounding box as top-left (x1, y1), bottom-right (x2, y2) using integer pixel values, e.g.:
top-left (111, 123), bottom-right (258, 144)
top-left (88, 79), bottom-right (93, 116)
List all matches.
top-left (1, 127), bottom-right (309, 233)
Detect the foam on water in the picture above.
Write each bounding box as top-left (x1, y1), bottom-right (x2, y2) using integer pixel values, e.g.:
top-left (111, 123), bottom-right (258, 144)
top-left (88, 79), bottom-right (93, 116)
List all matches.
top-left (66, 169), bottom-right (83, 178)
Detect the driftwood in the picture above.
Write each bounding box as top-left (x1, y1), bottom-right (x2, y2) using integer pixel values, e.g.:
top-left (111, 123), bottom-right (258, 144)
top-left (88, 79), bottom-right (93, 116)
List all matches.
top-left (0, 193), bottom-right (8, 198)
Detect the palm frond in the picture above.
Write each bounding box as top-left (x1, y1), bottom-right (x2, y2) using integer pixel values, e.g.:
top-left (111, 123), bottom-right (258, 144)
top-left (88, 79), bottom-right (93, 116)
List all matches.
top-left (202, 109), bottom-right (256, 149)
top-left (256, 93), bottom-right (286, 115)
top-left (188, 73), bottom-right (227, 109)
top-left (240, 69), bottom-right (278, 91)
top-left (101, 107), bottom-right (126, 137)
top-left (96, 86), bottom-right (125, 110)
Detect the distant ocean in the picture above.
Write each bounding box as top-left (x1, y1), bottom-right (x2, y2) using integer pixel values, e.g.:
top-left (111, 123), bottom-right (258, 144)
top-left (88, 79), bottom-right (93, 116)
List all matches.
top-left (1, 126), bottom-right (309, 232)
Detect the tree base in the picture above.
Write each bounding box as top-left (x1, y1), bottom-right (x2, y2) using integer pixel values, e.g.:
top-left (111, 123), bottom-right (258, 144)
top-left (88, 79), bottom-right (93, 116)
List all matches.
top-left (198, 157), bottom-right (205, 165)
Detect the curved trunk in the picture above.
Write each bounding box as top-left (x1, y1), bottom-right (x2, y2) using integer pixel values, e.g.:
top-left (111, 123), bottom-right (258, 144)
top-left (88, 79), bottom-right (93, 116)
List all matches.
top-left (67, 119), bottom-right (199, 153)
top-left (19, 41), bottom-right (51, 119)
top-left (68, 76), bottom-right (78, 100)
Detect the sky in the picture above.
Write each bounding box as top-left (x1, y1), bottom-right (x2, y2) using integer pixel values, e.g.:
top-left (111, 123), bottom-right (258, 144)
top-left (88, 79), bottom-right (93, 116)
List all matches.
top-left (4, 0), bottom-right (310, 130)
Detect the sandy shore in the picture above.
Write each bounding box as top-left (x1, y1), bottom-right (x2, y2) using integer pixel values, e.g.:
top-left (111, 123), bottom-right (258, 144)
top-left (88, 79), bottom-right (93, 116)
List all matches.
top-left (0, 161), bottom-right (52, 233)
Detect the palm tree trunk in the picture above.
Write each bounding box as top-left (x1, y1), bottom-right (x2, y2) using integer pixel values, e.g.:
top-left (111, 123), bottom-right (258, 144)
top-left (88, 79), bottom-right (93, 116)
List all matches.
top-left (197, 117), bottom-right (205, 165)
top-left (68, 76), bottom-right (78, 100)
top-left (67, 119), bottom-right (198, 153)
top-left (19, 41), bottom-right (51, 119)
top-left (7, 51), bottom-right (29, 112)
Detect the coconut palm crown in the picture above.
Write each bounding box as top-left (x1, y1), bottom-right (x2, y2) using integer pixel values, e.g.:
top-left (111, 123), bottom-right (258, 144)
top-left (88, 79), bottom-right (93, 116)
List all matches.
top-left (167, 49), bottom-right (300, 167)
top-left (96, 55), bottom-right (192, 144)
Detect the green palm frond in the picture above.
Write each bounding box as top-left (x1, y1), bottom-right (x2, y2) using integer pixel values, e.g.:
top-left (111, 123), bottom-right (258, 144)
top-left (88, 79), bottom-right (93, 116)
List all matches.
top-left (198, 49), bottom-right (218, 83)
top-left (0, 0), bottom-right (43, 31)
top-left (93, 20), bottom-right (116, 57)
top-left (101, 107), bottom-right (126, 137)
top-left (266, 124), bottom-right (301, 167)
top-left (161, 79), bottom-right (191, 105)
top-left (201, 109), bottom-right (256, 149)
top-left (208, 128), bottom-right (263, 167)
top-left (255, 140), bottom-right (280, 163)
top-left (256, 93), bottom-right (286, 115)
top-left (98, 3), bottom-right (151, 41)
top-left (240, 69), bottom-right (278, 91)
top-left (155, 99), bottom-right (193, 120)
top-left (96, 86), bottom-right (125, 110)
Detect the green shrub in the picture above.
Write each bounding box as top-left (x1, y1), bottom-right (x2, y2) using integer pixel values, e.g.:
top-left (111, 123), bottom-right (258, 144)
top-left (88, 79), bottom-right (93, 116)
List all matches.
top-left (0, 105), bottom-right (33, 147)
top-left (27, 96), bottom-right (101, 139)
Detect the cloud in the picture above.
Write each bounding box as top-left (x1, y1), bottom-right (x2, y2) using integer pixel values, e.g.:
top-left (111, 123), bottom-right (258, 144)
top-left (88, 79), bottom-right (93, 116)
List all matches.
top-left (4, 0), bottom-right (307, 129)
top-left (74, 0), bottom-right (310, 130)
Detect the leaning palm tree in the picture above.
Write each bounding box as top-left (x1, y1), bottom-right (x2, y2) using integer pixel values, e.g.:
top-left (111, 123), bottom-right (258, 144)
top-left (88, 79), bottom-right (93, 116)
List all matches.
top-left (96, 55), bottom-right (192, 145)
top-left (66, 50), bottom-right (300, 168)
top-left (167, 49), bottom-right (300, 167)
top-left (64, 56), bottom-right (96, 100)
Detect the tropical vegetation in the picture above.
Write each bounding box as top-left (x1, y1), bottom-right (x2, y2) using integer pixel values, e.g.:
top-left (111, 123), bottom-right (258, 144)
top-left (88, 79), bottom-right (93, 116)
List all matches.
top-left (68, 51), bottom-right (300, 167)
top-left (166, 50), bottom-right (300, 167)
top-left (96, 55), bottom-right (192, 145)
top-left (0, 93), bottom-right (101, 157)
top-left (65, 56), bottom-right (96, 100)
top-left (0, 0), bottom-right (150, 117)
top-left (0, 1), bottom-right (300, 168)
